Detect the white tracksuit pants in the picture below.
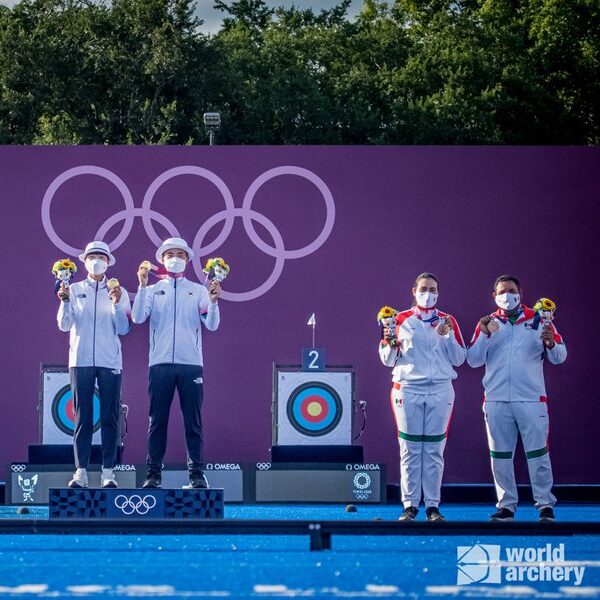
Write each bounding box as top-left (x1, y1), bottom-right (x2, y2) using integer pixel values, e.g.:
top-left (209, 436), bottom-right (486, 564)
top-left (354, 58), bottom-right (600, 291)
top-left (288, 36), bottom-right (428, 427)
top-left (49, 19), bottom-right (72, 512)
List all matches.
top-left (483, 401), bottom-right (556, 512)
top-left (391, 386), bottom-right (454, 508)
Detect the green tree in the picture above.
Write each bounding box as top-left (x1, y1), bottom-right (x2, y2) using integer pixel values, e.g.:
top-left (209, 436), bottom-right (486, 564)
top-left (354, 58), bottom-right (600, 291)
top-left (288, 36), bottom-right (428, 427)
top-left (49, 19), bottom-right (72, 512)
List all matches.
top-left (0, 0), bottom-right (597, 144)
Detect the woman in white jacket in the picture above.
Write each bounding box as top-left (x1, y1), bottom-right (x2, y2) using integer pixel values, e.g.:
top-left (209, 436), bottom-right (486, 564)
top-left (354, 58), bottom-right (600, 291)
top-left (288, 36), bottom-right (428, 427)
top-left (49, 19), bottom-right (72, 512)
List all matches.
top-left (379, 273), bottom-right (466, 521)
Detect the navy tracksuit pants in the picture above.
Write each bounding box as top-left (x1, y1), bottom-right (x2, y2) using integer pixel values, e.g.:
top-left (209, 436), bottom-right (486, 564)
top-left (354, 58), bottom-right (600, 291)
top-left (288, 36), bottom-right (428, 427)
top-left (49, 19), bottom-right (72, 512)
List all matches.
top-left (70, 366), bottom-right (121, 469)
top-left (146, 363), bottom-right (204, 470)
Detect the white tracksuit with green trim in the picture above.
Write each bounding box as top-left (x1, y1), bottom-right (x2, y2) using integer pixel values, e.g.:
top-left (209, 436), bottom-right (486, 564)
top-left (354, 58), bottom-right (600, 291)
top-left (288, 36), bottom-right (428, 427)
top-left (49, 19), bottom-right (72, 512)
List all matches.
top-left (467, 305), bottom-right (567, 512)
top-left (379, 306), bottom-right (467, 509)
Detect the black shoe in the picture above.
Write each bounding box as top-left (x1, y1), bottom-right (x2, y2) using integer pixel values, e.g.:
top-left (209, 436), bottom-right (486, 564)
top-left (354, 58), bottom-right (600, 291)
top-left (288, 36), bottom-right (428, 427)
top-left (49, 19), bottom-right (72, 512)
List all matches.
top-left (490, 508), bottom-right (515, 522)
top-left (398, 506), bottom-right (419, 521)
top-left (426, 507), bottom-right (446, 522)
top-left (539, 507), bottom-right (555, 522)
top-left (142, 468), bottom-right (162, 489)
top-left (189, 470), bottom-right (209, 489)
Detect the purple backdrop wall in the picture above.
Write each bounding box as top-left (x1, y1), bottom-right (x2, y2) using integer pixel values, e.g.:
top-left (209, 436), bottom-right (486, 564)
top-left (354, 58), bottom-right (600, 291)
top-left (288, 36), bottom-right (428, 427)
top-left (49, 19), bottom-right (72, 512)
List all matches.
top-left (1, 146), bottom-right (598, 485)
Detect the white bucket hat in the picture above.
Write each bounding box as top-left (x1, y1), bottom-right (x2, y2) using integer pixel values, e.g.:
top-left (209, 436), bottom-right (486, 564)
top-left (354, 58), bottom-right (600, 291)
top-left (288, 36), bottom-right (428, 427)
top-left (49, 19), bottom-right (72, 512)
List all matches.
top-left (79, 241), bottom-right (115, 266)
top-left (156, 237), bottom-right (194, 262)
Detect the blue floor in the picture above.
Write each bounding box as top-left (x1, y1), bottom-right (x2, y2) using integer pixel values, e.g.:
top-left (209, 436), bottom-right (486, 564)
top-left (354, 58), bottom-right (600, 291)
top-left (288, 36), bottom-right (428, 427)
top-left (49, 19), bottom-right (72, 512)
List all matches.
top-left (0, 504), bottom-right (598, 598)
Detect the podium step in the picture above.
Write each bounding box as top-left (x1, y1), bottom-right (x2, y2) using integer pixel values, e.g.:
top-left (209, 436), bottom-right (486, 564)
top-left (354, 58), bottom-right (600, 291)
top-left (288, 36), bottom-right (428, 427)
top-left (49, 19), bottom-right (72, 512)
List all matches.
top-left (49, 488), bottom-right (224, 520)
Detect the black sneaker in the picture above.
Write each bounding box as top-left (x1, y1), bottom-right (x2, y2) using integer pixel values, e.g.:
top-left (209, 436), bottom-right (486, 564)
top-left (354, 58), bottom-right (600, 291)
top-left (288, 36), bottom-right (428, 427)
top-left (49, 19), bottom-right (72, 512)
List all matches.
top-left (490, 508), bottom-right (515, 522)
top-left (142, 468), bottom-right (162, 489)
top-left (398, 506), bottom-right (419, 521)
top-left (426, 507), bottom-right (446, 522)
top-left (539, 507), bottom-right (555, 522)
top-left (189, 469), bottom-right (209, 489)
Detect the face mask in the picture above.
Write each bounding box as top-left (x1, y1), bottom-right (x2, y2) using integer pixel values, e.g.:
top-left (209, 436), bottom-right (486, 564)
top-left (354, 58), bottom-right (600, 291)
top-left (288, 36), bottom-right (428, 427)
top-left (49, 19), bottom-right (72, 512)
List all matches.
top-left (164, 257), bottom-right (186, 274)
top-left (415, 291), bottom-right (438, 309)
top-left (85, 258), bottom-right (108, 276)
top-left (495, 292), bottom-right (520, 311)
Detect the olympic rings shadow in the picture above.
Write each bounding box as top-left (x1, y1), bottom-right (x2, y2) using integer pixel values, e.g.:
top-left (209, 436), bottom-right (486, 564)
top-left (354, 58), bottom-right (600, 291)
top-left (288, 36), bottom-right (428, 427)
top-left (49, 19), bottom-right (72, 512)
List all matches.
top-left (42, 165), bottom-right (336, 302)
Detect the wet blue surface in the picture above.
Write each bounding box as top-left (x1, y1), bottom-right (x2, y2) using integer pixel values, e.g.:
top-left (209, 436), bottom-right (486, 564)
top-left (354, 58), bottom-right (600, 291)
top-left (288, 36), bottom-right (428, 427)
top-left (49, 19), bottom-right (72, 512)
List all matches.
top-left (0, 504), bottom-right (598, 598)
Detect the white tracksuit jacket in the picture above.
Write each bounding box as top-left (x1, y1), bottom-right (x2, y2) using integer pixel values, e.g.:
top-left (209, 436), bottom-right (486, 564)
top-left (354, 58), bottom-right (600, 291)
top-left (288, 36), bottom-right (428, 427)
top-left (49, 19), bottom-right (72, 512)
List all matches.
top-left (57, 276), bottom-right (131, 370)
top-left (379, 306), bottom-right (467, 393)
top-left (379, 305), bottom-right (466, 509)
top-left (466, 306), bottom-right (567, 401)
top-left (131, 277), bottom-right (219, 367)
top-left (466, 305), bottom-right (566, 511)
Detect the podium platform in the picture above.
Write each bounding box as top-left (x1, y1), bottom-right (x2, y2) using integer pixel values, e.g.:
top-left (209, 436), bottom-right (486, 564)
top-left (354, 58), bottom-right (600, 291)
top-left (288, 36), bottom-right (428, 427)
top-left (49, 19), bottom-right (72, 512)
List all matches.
top-left (49, 488), bottom-right (224, 520)
top-left (6, 463), bottom-right (244, 505)
top-left (7, 461), bottom-right (386, 505)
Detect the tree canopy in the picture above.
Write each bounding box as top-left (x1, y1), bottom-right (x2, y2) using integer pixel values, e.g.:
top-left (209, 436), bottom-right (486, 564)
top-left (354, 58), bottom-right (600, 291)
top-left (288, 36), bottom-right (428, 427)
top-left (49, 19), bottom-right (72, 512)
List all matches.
top-left (0, 0), bottom-right (597, 144)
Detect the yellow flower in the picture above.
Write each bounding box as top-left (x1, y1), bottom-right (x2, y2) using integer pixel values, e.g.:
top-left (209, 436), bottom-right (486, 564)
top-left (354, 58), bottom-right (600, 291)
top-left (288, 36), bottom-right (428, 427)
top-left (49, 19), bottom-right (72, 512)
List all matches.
top-left (377, 306), bottom-right (398, 321)
top-left (533, 298), bottom-right (556, 313)
top-left (52, 258), bottom-right (77, 274)
top-left (203, 257), bottom-right (230, 274)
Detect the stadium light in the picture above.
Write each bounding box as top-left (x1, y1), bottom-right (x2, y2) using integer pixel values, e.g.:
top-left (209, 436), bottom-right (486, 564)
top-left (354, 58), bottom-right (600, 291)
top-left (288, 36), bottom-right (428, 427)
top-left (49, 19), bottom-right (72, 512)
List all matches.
top-left (203, 112), bottom-right (221, 146)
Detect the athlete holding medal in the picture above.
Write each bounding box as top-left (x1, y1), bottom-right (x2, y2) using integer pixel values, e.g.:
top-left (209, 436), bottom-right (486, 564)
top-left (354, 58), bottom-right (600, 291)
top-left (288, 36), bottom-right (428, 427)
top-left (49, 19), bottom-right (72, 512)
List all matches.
top-left (132, 237), bottom-right (222, 490)
top-left (56, 241), bottom-right (131, 489)
top-left (379, 273), bottom-right (466, 521)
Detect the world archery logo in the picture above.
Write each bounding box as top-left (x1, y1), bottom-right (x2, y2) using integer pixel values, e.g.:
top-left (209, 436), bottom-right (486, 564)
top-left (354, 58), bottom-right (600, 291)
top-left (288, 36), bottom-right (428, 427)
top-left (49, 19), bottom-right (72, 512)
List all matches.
top-left (457, 544), bottom-right (501, 585)
top-left (457, 543), bottom-right (586, 587)
top-left (41, 165), bottom-right (335, 302)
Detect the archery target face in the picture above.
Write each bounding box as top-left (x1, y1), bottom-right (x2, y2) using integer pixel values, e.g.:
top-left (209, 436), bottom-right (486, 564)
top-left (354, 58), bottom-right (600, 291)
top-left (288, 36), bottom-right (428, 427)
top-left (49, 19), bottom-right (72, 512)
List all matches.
top-left (42, 369), bottom-right (103, 443)
top-left (287, 382), bottom-right (343, 436)
top-left (52, 384), bottom-right (101, 436)
top-left (276, 371), bottom-right (353, 445)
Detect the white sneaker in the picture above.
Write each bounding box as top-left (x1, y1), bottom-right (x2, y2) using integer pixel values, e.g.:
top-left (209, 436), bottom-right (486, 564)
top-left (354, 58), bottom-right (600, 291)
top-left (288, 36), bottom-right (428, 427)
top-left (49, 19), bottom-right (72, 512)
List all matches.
top-left (68, 468), bottom-right (88, 488)
top-left (101, 468), bottom-right (118, 488)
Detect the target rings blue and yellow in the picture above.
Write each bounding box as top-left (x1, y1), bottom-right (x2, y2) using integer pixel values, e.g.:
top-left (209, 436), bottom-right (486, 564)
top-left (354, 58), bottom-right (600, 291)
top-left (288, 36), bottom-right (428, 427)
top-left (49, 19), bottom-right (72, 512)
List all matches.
top-left (51, 385), bottom-right (101, 436)
top-left (286, 382), bottom-right (343, 437)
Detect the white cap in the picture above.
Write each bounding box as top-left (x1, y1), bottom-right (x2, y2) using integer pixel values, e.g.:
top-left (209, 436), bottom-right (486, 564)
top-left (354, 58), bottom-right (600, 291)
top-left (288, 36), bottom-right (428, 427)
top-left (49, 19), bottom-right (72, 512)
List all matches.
top-left (79, 241), bottom-right (115, 266)
top-left (155, 237), bottom-right (194, 262)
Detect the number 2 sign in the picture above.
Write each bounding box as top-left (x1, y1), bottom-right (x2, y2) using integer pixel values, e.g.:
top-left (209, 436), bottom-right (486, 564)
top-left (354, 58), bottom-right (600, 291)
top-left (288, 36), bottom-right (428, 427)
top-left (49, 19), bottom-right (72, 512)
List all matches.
top-left (302, 348), bottom-right (326, 371)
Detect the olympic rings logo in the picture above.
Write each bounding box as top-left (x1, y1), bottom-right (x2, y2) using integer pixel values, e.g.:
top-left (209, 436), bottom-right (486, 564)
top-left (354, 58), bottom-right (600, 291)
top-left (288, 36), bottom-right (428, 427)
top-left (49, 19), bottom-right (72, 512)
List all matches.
top-left (114, 494), bottom-right (157, 515)
top-left (41, 165), bottom-right (336, 302)
top-left (353, 473), bottom-right (371, 490)
top-left (256, 463), bottom-right (272, 471)
top-left (11, 464), bottom-right (27, 472)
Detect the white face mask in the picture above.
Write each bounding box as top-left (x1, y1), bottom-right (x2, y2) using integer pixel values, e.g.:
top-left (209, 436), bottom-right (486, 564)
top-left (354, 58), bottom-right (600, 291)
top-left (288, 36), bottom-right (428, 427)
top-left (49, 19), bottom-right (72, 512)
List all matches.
top-left (85, 258), bottom-right (108, 276)
top-left (164, 256), bottom-right (186, 274)
top-left (415, 291), bottom-right (438, 309)
top-left (495, 292), bottom-right (521, 311)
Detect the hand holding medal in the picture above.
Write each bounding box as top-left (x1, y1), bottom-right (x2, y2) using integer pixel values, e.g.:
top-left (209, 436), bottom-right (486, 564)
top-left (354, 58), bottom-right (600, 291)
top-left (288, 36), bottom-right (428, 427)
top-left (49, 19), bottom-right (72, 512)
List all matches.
top-left (107, 278), bottom-right (121, 304)
top-left (436, 316), bottom-right (454, 336)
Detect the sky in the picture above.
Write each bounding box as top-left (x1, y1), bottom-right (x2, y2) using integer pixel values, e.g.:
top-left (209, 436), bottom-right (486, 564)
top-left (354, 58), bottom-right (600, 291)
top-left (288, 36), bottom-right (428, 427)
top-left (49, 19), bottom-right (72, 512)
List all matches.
top-left (199, 1), bottom-right (362, 33)
top-left (0, 0), bottom-right (364, 34)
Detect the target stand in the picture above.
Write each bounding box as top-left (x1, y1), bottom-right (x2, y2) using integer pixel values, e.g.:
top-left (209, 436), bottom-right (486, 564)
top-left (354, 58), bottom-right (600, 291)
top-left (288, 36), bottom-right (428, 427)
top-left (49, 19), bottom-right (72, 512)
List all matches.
top-left (40, 365), bottom-right (102, 444)
top-left (37, 365), bottom-right (127, 464)
top-left (273, 365), bottom-right (354, 446)
top-left (272, 364), bottom-right (358, 465)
